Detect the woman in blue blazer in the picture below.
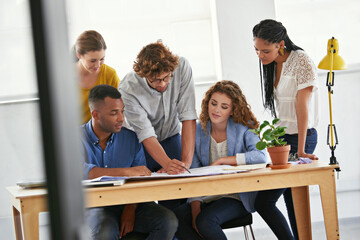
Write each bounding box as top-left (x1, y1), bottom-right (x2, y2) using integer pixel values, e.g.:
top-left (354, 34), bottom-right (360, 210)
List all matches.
top-left (174, 80), bottom-right (266, 240)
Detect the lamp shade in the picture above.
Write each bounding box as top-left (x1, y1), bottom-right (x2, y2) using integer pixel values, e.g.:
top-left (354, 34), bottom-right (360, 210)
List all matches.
top-left (318, 37), bottom-right (347, 70)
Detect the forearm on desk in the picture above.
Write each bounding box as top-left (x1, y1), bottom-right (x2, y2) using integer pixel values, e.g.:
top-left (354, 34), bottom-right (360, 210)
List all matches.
top-left (296, 87), bottom-right (312, 154)
top-left (88, 166), bottom-right (147, 179)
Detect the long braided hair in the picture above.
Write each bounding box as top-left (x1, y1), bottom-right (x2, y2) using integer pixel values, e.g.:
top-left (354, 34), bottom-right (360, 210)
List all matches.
top-left (252, 19), bottom-right (303, 117)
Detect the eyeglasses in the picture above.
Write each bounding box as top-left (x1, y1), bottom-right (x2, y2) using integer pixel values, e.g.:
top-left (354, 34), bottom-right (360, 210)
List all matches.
top-left (147, 73), bottom-right (173, 84)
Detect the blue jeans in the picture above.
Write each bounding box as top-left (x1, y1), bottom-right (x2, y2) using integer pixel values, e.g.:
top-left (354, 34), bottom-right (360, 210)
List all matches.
top-left (144, 134), bottom-right (186, 210)
top-left (255, 128), bottom-right (317, 240)
top-left (86, 202), bottom-right (178, 240)
top-left (174, 198), bottom-right (249, 240)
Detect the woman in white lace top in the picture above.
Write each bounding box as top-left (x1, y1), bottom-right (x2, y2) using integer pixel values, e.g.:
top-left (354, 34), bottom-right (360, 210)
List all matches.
top-left (252, 19), bottom-right (319, 240)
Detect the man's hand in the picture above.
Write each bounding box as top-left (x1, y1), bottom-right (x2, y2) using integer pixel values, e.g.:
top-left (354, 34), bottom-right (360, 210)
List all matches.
top-left (119, 204), bottom-right (137, 238)
top-left (162, 159), bottom-right (186, 175)
top-left (126, 166), bottom-right (151, 176)
top-left (142, 137), bottom-right (189, 174)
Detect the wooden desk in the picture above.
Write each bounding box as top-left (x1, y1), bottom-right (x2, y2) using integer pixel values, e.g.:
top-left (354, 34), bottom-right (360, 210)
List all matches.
top-left (7, 161), bottom-right (339, 240)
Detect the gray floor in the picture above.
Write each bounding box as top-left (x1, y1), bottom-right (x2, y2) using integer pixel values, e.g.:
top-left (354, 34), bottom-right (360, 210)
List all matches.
top-left (2, 215), bottom-right (359, 239)
top-left (225, 217), bottom-right (360, 240)
top-left (225, 189), bottom-right (360, 240)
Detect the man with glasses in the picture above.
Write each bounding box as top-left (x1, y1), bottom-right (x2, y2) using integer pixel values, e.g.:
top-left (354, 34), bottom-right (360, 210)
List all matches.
top-left (119, 41), bottom-right (197, 209)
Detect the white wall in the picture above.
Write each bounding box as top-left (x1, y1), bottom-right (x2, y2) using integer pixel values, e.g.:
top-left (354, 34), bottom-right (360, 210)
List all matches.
top-left (275, 0), bottom-right (360, 66)
top-left (66, 0), bottom-right (217, 85)
top-left (211, 0), bottom-right (275, 121)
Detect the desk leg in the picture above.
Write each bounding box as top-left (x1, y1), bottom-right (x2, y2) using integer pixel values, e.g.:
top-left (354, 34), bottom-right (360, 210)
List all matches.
top-left (20, 198), bottom-right (40, 240)
top-left (319, 170), bottom-right (340, 240)
top-left (12, 206), bottom-right (23, 240)
top-left (292, 186), bottom-right (312, 240)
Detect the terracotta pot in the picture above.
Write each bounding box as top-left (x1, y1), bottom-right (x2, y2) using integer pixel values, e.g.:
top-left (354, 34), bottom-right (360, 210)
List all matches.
top-left (267, 145), bottom-right (291, 165)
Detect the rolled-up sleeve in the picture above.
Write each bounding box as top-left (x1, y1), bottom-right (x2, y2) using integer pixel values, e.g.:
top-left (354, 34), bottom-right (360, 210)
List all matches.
top-left (244, 130), bottom-right (267, 164)
top-left (176, 58), bottom-right (197, 122)
top-left (81, 142), bottom-right (97, 179)
top-left (83, 162), bottom-right (97, 180)
top-left (120, 91), bottom-right (157, 143)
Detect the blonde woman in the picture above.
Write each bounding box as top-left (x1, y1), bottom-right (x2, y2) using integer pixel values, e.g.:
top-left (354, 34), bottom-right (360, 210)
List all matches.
top-left (74, 30), bottom-right (120, 123)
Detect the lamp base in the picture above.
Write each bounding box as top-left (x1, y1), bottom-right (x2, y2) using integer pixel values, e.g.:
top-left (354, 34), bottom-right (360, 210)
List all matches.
top-left (329, 147), bottom-right (341, 172)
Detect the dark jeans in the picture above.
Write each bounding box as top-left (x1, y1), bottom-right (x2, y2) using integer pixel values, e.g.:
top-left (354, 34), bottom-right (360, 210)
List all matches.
top-left (255, 128), bottom-right (317, 240)
top-left (86, 202), bottom-right (178, 240)
top-left (143, 134), bottom-right (186, 210)
top-left (174, 198), bottom-right (249, 240)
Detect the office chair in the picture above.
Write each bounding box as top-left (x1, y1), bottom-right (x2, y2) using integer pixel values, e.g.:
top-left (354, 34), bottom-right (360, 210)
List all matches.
top-left (221, 213), bottom-right (255, 240)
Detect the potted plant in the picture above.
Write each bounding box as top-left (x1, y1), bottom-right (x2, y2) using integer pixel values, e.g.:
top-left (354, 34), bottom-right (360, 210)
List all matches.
top-left (250, 118), bottom-right (290, 167)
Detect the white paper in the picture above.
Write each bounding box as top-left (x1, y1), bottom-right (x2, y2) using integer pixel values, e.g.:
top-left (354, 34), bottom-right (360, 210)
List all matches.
top-left (130, 165), bottom-right (247, 180)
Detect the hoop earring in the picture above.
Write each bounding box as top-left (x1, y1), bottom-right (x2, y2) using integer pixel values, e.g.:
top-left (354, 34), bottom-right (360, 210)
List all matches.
top-left (279, 48), bottom-right (284, 56)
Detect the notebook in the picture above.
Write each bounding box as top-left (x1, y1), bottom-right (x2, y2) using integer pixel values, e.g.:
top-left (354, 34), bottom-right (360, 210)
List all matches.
top-left (16, 176), bottom-right (127, 189)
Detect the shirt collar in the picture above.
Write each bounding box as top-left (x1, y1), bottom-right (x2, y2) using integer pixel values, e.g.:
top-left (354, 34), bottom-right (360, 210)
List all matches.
top-left (85, 120), bottom-right (115, 145)
top-left (143, 77), bottom-right (160, 95)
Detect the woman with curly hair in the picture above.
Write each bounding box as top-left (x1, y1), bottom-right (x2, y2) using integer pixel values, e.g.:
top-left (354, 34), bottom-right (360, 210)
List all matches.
top-left (174, 80), bottom-right (266, 240)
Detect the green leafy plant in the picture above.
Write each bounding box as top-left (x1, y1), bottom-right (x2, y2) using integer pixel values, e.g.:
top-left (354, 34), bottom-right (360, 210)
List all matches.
top-left (249, 118), bottom-right (287, 150)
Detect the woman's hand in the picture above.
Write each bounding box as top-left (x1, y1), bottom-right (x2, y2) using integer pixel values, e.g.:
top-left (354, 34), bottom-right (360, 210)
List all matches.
top-left (298, 152), bottom-right (318, 160)
top-left (190, 201), bottom-right (203, 237)
top-left (210, 158), bottom-right (225, 166)
top-left (210, 156), bottom-right (236, 166)
top-left (119, 204), bottom-right (137, 238)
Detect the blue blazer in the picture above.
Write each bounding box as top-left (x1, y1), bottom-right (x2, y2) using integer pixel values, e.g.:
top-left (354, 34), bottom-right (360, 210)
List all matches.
top-left (191, 117), bottom-right (267, 212)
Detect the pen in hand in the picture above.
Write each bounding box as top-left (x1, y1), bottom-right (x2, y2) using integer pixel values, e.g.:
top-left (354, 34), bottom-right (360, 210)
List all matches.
top-left (182, 166), bottom-right (191, 173)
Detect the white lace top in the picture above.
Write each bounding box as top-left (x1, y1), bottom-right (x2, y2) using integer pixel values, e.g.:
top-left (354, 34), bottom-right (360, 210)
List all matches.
top-left (274, 50), bottom-right (319, 134)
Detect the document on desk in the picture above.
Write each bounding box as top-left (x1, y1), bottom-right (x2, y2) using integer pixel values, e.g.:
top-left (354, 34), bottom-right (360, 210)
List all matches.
top-left (130, 165), bottom-right (247, 180)
top-left (82, 176), bottom-right (127, 187)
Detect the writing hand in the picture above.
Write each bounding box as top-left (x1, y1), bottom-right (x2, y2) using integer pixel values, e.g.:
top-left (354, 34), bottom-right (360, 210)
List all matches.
top-left (164, 159), bottom-right (186, 175)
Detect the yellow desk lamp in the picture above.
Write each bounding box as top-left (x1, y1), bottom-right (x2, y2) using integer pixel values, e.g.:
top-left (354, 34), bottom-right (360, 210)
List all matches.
top-left (318, 37), bottom-right (347, 169)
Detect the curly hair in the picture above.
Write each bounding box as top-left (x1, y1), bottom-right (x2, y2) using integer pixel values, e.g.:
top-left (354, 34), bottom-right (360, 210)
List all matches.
top-left (133, 40), bottom-right (179, 78)
top-left (199, 80), bottom-right (259, 132)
